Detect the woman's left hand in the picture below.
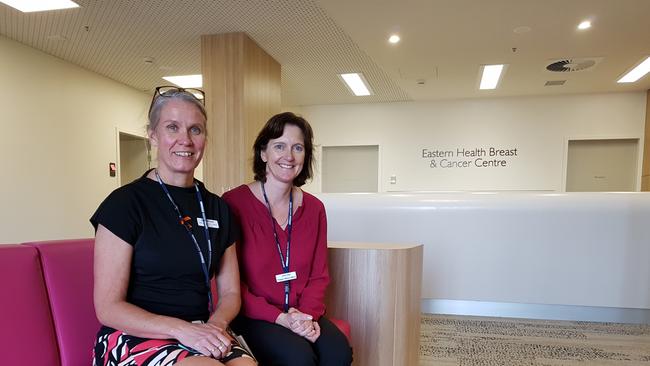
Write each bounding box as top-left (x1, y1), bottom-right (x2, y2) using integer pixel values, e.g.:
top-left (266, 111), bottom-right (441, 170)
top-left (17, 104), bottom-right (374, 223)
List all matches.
top-left (287, 307), bottom-right (321, 342)
top-left (171, 321), bottom-right (232, 358)
top-left (204, 322), bottom-right (234, 357)
top-left (304, 321), bottom-right (321, 343)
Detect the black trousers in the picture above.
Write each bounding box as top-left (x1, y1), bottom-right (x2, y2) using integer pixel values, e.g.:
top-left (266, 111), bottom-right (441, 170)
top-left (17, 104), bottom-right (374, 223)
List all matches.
top-left (231, 315), bottom-right (353, 366)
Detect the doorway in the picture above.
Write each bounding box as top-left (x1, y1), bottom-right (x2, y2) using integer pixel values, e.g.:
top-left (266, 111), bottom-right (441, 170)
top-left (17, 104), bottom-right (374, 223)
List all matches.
top-left (118, 131), bottom-right (151, 186)
top-left (322, 145), bottom-right (379, 193)
top-left (566, 139), bottom-right (638, 192)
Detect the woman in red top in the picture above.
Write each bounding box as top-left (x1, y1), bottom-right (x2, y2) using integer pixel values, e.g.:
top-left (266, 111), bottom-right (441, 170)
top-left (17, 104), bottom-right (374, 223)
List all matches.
top-left (223, 112), bottom-right (352, 366)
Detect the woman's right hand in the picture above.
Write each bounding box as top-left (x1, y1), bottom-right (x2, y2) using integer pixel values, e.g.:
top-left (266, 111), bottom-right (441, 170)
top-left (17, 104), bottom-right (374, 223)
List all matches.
top-left (172, 322), bottom-right (233, 358)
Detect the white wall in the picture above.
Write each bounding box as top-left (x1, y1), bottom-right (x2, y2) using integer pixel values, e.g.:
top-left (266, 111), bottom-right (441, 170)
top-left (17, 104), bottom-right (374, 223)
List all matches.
top-left (297, 92), bottom-right (646, 193)
top-left (0, 35), bottom-right (150, 243)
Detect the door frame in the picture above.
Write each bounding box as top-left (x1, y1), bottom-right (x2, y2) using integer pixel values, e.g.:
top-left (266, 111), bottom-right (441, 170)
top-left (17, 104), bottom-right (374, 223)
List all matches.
top-left (317, 144), bottom-right (382, 193)
top-left (562, 136), bottom-right (642, 192)
top-left (115, 127), bottom-right (149, 187)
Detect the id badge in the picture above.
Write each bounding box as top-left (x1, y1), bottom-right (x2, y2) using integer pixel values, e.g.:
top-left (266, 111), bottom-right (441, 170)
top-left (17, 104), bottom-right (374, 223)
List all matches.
top-left (197, 218), bottom-right (219, 228)
top-left (275, 271), bottom-right (297, 283)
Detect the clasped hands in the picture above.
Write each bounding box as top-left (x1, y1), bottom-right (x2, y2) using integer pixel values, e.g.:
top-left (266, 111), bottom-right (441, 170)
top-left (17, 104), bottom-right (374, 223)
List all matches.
top-left (174, 320), bottom-right (233, 359)
top-left (276, 307), bottom-right (321, 342)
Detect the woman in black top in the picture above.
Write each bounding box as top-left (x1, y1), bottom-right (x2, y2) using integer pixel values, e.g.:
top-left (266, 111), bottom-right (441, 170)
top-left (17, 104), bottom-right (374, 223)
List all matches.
top-left (91, 87), bottom-right (256, 366)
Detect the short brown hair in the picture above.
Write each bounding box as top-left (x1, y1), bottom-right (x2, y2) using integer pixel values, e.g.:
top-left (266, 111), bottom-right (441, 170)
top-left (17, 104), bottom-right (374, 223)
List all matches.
top-left (253, 112), bottom-right (314, 187)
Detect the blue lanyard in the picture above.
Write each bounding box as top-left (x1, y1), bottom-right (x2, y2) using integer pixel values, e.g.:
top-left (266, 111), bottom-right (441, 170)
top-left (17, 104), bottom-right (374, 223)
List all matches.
top-left (154, 170), bottom-right (214, 314)
top-left (261, 182), bottom-right (293, 312)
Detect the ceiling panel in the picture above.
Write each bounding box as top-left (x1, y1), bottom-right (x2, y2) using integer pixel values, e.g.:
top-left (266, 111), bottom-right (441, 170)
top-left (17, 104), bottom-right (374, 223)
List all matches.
top-left (1, 0), bottom-right (649, 105)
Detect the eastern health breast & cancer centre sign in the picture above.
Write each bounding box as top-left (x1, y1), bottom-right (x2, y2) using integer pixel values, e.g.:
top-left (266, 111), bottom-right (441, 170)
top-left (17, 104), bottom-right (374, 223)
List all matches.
top-left (422, 146), bottom-right (519, 169)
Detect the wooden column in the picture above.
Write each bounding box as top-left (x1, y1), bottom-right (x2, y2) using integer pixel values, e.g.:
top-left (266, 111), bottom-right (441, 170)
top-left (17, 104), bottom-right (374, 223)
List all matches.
top-left (642, 90), bottom-right (650, 191)
top-left (326, 242), bottom-right (423, 366)
top-left (201, 33), bottom-right (281, 194)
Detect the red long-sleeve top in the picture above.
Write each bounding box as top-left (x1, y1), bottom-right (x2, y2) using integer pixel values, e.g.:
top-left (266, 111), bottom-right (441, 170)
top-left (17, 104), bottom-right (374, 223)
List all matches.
top-left (223, 185), bottom-right (330, 323)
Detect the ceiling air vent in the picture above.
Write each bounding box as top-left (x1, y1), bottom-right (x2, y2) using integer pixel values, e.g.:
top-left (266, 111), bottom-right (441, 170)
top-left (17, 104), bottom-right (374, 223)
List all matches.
top-left (545, 80), bottom-right (566, 86)
top-left (546, 58), bottom-right (601, 72)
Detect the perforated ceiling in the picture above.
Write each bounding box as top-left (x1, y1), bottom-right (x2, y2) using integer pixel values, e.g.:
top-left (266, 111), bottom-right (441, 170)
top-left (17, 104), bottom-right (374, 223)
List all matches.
top-left (2, 0), bottom-right (649, 105)
top-left (0, 0), bottom-right (410, 106)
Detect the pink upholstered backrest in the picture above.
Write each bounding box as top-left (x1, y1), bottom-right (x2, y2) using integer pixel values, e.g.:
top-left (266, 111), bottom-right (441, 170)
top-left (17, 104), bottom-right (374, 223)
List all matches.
top-left (26, 239), bottom-right (99, 366)
top-left (0, 244), bottom-right (61, 366)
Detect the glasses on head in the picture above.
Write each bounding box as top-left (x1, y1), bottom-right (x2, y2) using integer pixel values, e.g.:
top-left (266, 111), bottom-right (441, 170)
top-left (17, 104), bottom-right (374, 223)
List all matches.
top-left (154, 86), bottom-right (205, 101)
top-left (149, 86), bottom-right (205, 115)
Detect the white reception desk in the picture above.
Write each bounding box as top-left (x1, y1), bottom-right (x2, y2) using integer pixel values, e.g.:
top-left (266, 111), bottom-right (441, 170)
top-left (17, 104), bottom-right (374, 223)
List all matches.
top-left (317, 191), bottom-right (650, 323)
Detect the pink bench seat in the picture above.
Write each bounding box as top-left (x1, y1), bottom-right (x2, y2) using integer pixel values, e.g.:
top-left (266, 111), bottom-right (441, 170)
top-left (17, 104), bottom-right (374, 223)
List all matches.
top-left (0, 244), bottom-right (60, 366)
top-left (2, 239), bottom-right (350, 366)
top-left (25, 239), bottom-right (99, 366)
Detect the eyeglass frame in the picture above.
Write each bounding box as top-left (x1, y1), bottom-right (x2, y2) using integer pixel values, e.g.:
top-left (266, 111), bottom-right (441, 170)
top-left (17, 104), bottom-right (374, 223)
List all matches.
top-left (148, 86), bottom-right (206, 117)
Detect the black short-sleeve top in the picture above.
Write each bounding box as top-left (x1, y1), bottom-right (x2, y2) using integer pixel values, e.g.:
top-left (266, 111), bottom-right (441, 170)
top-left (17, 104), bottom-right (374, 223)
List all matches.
top-left (90, 170), bottom-right (238, 322)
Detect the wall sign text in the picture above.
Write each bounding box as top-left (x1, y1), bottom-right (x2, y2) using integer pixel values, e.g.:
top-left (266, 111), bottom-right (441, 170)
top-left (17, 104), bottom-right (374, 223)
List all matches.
top-left (422, 147), bottom-right (519, 168)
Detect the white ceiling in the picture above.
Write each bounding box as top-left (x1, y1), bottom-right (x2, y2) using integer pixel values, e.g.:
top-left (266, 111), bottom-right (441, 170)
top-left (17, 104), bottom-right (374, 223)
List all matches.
top-left (1, 0), bottom-right (649, 106)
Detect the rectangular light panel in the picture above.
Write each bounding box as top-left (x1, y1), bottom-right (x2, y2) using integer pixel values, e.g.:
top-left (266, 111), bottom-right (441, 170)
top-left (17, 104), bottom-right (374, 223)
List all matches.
top-left (162, 75), bottom-right (203, 88)
top-left (617, 56), bottom-right (650, 83)
top-left (0, 0), bottom-right (79, 12)
top-left (339, 73), bottom-right (372, 96)
top-left (479, 64), bottom-right (505, 90)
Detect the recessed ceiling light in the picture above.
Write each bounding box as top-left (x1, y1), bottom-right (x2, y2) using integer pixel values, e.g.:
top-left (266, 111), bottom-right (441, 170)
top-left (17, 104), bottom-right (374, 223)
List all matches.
top-left (388, 34), bottom-right (401, 44)
top-left (339, 73), bottom-right (373, 96)
top-left (162, 74), bottom-right (202, 88)
top-left (577, 20), bottom-right (591, 30)
top-left (0, 0), bottom-right (79, 12)
top-left (617, 56), bottom-right (650, 83)
top-left (479, 64), bottom-right (506, 90)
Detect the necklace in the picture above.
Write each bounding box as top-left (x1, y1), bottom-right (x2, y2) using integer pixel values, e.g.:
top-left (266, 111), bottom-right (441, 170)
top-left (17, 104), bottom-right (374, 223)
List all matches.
top-left (275, 207), bottom-right (290, 227)
top-left (261, 183), bottom-right (291, 227)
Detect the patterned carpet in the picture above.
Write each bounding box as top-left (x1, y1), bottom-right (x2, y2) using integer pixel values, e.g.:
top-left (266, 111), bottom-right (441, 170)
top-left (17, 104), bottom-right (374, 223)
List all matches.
top-left (419, 314), bottom-right (650, 366)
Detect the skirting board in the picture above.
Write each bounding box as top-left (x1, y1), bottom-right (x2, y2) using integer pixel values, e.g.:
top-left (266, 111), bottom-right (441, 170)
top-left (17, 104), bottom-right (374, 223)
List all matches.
top-left (421, 299), bottom-right (650, 324)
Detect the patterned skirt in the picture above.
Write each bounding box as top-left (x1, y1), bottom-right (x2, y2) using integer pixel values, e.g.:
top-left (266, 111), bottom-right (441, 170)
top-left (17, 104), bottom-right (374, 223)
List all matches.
top-left (93, 326), bottom-right (254, 366)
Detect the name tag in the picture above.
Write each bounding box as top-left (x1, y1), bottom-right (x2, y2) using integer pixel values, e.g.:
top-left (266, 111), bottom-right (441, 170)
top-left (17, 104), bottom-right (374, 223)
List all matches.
top-left (275, 271), bottom-right (297, 283)
top-left (197, 218), bottom-right (219, 229)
